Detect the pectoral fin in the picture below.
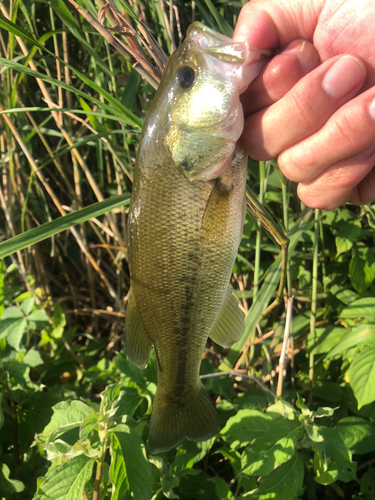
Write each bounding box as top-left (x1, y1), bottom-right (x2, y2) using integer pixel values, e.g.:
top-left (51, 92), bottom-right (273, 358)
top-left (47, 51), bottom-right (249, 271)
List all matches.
top-left (125, 289), bottom-right (153, 369)
top-left (209, 287), bottom-right (244, 348)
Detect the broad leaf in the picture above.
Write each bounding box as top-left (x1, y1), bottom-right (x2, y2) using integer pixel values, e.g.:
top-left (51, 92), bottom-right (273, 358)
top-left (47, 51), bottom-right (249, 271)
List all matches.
top-left (246, 454), bottom-right (304, 500)
top-left (109, 424), bottom-right (153, 500)
top-left (336, 417), bottom-right (375, 454)
top-left (34, 454), bottom-right (94, 500)
top-left (339, 297), bottom-right (375, 319)
top-left (23, 348), bottom-right (44, 367)
top-left (6, 362), bottom-right (40, 392)
top-left (307, 326), bottom-right (349, 354)
top-left (335, 221), bottom-right (361, 257)
top-left (350, 245), bottom-right (375, 293)
top-left (348, 347), bottom-right (375, 408)
top-left (38, 401), bottom-right (94, 443)
top-left (221, 409), bottom-right (273, 449)
top-left (241, 419), bottom-right (303, 476)
top-left (325, 323), bottom-right (375, 360)
top-left (5, 318), bottom-right (27, 350)
top-left (306, 425), bottom-right (356, 484)
top-left (0, 463), bottom-right (25, 493)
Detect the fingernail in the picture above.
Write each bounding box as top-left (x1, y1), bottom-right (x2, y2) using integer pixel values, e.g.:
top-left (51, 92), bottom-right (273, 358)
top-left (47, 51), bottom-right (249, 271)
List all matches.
top-left (322, 56), bottom-right (365, 99)
top-left (284, 40), bottom-right (314, 74)
top-left (369, 97), bottom-right (375, 121)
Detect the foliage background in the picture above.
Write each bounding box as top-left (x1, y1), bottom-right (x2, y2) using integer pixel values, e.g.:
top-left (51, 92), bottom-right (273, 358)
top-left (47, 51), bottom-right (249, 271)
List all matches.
top-left (0, 0), bottom-right (375, 499)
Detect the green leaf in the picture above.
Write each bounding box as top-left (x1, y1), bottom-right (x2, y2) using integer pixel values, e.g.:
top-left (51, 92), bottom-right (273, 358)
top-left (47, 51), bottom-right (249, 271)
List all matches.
top-left (51, 304), bottom-right (66, 339)
top-left (21, 297), bottom-right (35, 316)
top-left (161, 473), bottom-right (180, 499)
top-left (307, 326), bottom-right (349, 354)
top-left (100, 383), bottom-right (123, 416)
top-left (109, 432), bottom-right (131, 500)
top-left (247, 454), bottom-right (304, 500)
top-left (241, 419), bottom-right (303, 476)
top-left (6, 362), bottom-right (40, 392)
top-left (339, 297), bottom-right (375, 319)
top-left (220, 409), bottom-right (273, 449)
top-left (325, 324), bottom-right (375, 360)
top-left (336, 417), bottom-right (375, 454)
top-left (109, 424), bottom-right (153, 500)
top-left (266, 400), bottom-right (298, 420)
top-left (208, 477), bottom-right (234, 500)
top-left (0, 194), bottom-right (130, 258)
top-left (38, 401), bottom-right (94, 443)
top-left (34, 454), bottom-right (94, 500)
top-left (0, 463), bottom-right (25, 493)
top-left (23, 347), bottom-right (44, 367)
top-left (5, 318), bottom-right (27, 350)
top-left (335, 221), bottom-right (361, 257)
top-left (114, 387), bottom-right (144, 418)
top-left (350, 245), bottom-right (375, 293)
top-left (1, 306), bottom-right (23, 320)
top-left (27, 309), bottom-right (49, 330)
top-left (360, 468), bottom-right (375, 498)
top-left (348, 347), bottom-right (375, 408)
top-left (80, 413), bottom-right (99, 441)
top-left (306, 425), bottom-right (356, 484)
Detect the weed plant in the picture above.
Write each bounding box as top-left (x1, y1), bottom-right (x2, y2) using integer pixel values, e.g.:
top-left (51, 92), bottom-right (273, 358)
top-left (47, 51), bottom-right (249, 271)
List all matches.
top-left (0, 1), bottom-right (375, 499)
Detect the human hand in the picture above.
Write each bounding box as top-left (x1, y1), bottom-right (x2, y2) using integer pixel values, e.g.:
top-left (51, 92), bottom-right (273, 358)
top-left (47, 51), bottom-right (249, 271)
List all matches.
top-left (234, 0), bottom-right (375, 210)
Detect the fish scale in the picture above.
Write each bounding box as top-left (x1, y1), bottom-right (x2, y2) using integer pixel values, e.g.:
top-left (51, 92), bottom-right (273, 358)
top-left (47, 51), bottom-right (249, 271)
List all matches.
top-left (125, 22), bottom-right (269, 453)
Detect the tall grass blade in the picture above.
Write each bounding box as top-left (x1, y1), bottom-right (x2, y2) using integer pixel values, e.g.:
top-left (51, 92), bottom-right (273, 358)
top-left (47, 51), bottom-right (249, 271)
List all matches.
top-left (221, 215), bottom-right (313, 370)
top-left (48, 0), bottom-right (112, 76)
top-left (0, 194), bottom-right (130, 259)
top-left (201, 0), bottom-right (233, 37)
top-left (0, 57), bottom-right (142, 128)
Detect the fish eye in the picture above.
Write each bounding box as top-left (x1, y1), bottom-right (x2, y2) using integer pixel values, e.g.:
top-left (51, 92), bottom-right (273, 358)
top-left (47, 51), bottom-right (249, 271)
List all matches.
top-left (176, 66), bottom-right (196, 89)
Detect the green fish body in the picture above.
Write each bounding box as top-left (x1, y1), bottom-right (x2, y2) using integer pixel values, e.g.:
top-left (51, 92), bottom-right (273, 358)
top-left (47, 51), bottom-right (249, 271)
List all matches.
top-left (126, 22), bottom-right (267, 453)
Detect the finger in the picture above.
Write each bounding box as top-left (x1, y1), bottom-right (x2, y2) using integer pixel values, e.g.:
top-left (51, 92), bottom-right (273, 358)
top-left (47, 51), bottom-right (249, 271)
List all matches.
top-left (296, 145), bottom-right (375, 210)
top-left (242, 39), bottom-right (320, 117)
top-left (242, 55), bottom-right (367, 160)
top-left (233, 0), bottom-right (320, 49)
top-left (279, 85), bottom-right (375, 184)
top-left (349, 167), bottom-right (375, 206)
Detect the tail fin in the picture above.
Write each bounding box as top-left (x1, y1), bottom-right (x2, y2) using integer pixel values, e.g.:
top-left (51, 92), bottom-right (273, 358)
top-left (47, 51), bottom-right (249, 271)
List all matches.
top-left (148, 383), bottom-right (220, 453)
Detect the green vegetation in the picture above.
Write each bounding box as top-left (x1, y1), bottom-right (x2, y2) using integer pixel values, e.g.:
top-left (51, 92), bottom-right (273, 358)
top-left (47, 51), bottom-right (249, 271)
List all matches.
top-left (0, 0), bottom-right (375, 499)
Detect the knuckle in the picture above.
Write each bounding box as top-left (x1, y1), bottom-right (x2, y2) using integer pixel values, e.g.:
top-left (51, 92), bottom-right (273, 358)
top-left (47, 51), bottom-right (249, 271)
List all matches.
top-left (285, 89), bottom-right (320, 132)
top-left (331, 112), bottom-right (359, 147)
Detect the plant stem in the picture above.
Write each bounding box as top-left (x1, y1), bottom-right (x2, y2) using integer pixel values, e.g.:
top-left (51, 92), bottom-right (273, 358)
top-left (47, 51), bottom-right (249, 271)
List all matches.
top-left (309, 209), bottom-right (320, 389)
top-left (276, 296), bottom-right (293, 397)
top-left (92, 461), bottom-right (103, 500)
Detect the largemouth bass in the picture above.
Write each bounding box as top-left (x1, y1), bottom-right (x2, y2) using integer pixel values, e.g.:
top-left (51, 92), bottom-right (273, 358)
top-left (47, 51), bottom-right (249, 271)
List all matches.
top-left (126, 22), bottom-right (268, 453)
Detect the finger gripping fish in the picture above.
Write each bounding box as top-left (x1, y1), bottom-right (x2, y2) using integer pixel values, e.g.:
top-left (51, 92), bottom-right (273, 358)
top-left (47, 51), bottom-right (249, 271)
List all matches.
top-left (126, 22), bottom-right (268, 453)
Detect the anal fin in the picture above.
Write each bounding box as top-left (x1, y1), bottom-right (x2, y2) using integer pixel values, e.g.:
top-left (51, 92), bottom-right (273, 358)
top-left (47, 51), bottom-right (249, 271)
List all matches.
top-left (125, 289), bottom-right (153, 369)
top-left (209, 287), bottom-right (244, 348)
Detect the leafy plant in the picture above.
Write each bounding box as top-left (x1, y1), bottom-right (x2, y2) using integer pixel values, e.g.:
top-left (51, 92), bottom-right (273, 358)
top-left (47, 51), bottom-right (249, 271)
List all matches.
top-left (0, 0), bottom-right (375, 499)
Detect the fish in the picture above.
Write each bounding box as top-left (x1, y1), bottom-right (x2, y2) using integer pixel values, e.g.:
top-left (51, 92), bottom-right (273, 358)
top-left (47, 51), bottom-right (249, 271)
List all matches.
top-left (125, 21), bottom-right (269, 453)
